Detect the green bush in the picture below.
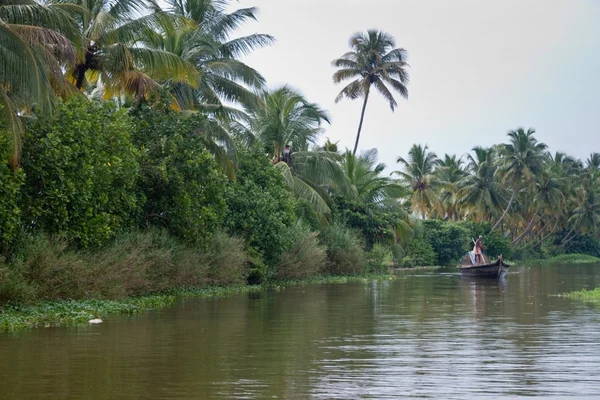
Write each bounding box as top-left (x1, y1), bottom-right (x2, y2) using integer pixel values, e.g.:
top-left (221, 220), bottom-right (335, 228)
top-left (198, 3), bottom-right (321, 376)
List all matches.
top-left (22, 99), bottom-right (141, 247)
top-left (276, 222), bottom-right (326, 280)
top-left (365, 243), bottom-right (393, 274)
top-left (422, 220), bottom-right (470, 265)
top-left (320, 222), bottom-right (366, 275)
top-left (333, 197), bottom-right (406, 249)
top-left (131, 105), bottom-right (226, 245)
top-left (224, 146), bottom-right (296, 276)
top-left (402, 236), bottom-right (436, 267)
top-left (0, 134), bottom-right (23, 249)
top-left (561, 233), bottom-right (600, 257)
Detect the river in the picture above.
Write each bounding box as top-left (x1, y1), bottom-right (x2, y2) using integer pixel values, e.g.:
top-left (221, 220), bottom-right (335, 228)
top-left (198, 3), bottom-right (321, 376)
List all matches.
top-left (1, 263), bottom-right (600, 399)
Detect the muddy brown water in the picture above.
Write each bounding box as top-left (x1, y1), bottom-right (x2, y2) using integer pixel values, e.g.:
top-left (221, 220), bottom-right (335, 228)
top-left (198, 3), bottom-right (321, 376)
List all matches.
top-left (1, 263), bottom-right (600, 399)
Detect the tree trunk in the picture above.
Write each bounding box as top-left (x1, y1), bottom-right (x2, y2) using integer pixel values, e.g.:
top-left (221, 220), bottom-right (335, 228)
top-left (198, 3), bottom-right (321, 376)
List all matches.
top-left (352, 87), bottom-right (370, 156)
top-left (512, 214), bottom-right (539, 247)
top-left (561, 217), bottom-right (581, 246)
top-left (491, 189), bottom-right (517, 232)
top-left (530, 215), bottom-right (551, 242)
top-left (533, 215), bottom-right (560, 247)
top-left (75, 64), bottom-right (86, 89)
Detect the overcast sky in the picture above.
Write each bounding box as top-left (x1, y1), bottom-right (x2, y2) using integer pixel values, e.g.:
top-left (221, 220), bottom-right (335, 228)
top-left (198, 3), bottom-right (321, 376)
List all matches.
top-left (235, 0), bottom-right (600, 169)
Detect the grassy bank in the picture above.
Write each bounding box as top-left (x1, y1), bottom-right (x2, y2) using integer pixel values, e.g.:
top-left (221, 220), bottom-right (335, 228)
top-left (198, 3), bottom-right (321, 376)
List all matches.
top-left (519, 254), bottom-right (600, 265)
top-left (0, 275), bottom-right (396, 331)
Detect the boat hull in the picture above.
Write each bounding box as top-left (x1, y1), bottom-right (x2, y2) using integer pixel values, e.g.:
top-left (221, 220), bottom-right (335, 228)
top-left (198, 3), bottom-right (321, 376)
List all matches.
top-left (457, 258), bottom-right (510, 278)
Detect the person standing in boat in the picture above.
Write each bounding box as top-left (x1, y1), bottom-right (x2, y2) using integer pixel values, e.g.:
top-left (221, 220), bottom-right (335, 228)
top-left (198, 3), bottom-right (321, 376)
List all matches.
top-left (473, 235), bottom-right (484, 264)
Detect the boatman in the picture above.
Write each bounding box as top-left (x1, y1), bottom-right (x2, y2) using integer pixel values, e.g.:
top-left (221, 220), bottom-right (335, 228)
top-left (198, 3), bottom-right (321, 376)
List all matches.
top-left (473, 235), bottom-right (483, 264)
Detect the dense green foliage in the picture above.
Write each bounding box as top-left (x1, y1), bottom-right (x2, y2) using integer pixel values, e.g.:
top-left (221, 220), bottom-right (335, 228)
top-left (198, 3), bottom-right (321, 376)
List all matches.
top-left (0, 134), bottom-right (23, 246)
top-left (224, 146), bottom-right (297, 276)
top-left (22, 99), bottom-right (141, 246)
top-left (131, 105), bottom-right (227, 244)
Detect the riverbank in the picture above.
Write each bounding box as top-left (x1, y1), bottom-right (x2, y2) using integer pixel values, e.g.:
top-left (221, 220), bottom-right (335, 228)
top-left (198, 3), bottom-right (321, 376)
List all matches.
top-left (0, 275), bottom-right (396, 331)
top-left (519, 254), bottom-right (600, 265)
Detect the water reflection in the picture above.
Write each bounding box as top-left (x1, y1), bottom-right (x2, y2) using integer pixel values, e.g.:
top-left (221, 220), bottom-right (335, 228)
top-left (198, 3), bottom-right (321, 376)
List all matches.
top-left (1, 264), bottom-right (600, 399)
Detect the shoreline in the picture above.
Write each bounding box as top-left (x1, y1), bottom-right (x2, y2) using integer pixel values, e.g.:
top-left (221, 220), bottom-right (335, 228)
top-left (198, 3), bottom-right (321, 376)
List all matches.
top-left (517, 254), bottom-right (600, 265)
top-left (0, 274), bottom-right (397, 332)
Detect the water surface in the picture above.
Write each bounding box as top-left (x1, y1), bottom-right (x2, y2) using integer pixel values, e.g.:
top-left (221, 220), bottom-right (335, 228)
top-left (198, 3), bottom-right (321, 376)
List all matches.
top-left (1, 263), bottom-right (600, 399)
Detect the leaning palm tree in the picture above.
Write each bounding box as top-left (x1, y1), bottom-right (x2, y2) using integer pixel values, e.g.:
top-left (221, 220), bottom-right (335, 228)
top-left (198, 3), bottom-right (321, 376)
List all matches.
top-left (512, 169), bottom-right (565, 246)
top-left (562, 188), bottom-right (600, 246)
top-left (0, 0), bottom-right (82, 165)
top-left (332, 30), bottom-right (409, 155)
top-left (492, 127), bottom-right (547, 231)
top-left (392, 144), bottom-right (439, 217)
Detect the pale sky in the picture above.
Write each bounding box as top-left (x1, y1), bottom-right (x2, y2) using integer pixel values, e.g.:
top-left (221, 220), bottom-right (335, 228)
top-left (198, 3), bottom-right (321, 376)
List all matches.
top-left (235, 0), bottom-right (600, 170)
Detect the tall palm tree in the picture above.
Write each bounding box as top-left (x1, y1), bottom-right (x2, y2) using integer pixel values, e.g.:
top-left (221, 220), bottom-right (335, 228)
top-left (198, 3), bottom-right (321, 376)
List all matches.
top-left (492, 127), bottom-right (547, 231)
top-left (59, 0), bottom-right (198, 105)
top-left (457, 147), bottom-right (504, 222)
top-left (332, 30), bottom-right (409, 155)
top-left (0, 0), bottom-right (82, 165)
top-left (392, 144), bottom-right (439, 217)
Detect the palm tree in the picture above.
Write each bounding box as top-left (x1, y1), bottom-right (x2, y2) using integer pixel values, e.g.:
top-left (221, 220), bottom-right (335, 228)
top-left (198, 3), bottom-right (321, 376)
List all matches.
top-left (59, 0), bottom-right (198, 105)
top-left (158, 0), bottom-right (274, 115)
top-left (586, 152), bottom-right (600, 170)
top-left (392, 144), bottom-right (439, 217)
top-left (512, 169), bottom-right (564, 246)
top-left (492, 127), bottom-right (547, 231)
top-left (249, 86), bottom-right (330, 160)
top-left (341, 149), bottom-right (408, 205)
top-left (243, 86), bottom-right (348, 216)
top-left (332, 30), bottom-right (409, 155)
top-left (457, 147), bottom-right (504, 222)
top-left (0, 0), bottom-right (82, 165)
top-left (562, 188), bottom-right (600, 246)
top-left (435, 154), bottom-right (466, 220)
top-left (339, 149), bottom-right (412, 244)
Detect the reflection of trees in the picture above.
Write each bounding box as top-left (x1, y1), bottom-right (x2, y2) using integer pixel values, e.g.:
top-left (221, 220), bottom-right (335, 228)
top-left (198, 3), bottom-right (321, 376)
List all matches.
top-left (2, 266), bottom-right (600, 398)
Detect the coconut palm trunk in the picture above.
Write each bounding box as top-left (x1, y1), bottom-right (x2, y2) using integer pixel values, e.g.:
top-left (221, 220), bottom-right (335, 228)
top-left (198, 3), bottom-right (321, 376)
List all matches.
top-left (492, 189), bottom-right (517, 232)
top-left (352, 87), bottom-right (370, 156)
top-left (512, 214), bottom-right (539, 246)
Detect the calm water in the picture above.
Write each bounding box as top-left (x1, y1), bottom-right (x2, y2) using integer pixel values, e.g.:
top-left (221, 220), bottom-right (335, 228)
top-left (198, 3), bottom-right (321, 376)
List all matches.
top-left (2, 264), bottom-right (600, 399)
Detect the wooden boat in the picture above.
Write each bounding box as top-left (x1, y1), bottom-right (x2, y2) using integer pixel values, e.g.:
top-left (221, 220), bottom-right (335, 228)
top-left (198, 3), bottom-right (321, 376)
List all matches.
top-left (457, 254), bottom-right (511, 278)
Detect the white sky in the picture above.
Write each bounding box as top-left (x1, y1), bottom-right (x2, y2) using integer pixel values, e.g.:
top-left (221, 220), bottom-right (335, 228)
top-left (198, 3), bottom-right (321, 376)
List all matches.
top-left (235, 0), bottom-right (600, 170)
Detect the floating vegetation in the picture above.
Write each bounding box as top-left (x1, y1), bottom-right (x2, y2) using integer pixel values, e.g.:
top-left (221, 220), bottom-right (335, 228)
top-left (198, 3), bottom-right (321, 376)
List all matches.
top-left (559, 287), bottom-right (600, 301)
